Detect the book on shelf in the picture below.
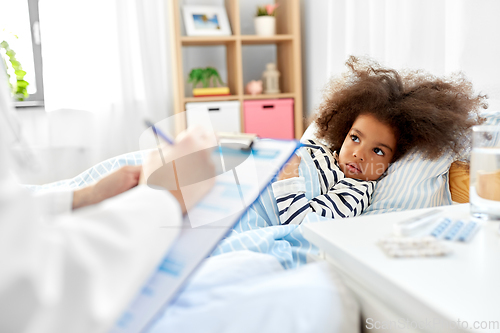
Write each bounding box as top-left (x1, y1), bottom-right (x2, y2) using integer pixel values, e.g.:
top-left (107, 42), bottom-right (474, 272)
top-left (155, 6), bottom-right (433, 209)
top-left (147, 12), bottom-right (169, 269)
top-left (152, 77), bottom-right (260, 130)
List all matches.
top-left (193, 87), bottom-right (230, 97)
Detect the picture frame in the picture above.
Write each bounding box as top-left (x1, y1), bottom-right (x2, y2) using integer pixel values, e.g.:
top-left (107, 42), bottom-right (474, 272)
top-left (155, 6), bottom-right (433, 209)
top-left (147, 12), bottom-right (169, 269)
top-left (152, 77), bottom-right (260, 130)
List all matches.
top-left (182, 5), bottom-right (232, 36)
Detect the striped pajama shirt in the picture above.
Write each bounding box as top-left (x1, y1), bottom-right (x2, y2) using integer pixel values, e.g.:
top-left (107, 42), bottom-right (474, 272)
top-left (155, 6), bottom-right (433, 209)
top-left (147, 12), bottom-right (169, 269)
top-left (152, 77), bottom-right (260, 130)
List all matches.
top-left (272, 140), bottom-right (376, 225)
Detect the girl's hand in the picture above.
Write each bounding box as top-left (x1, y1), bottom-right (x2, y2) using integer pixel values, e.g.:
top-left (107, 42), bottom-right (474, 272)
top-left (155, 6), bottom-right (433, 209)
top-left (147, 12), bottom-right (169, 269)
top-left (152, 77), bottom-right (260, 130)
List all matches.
top-left (278, 154), bottom-right (301, 181)
top-left (73, 165), bottom-right (142, 209)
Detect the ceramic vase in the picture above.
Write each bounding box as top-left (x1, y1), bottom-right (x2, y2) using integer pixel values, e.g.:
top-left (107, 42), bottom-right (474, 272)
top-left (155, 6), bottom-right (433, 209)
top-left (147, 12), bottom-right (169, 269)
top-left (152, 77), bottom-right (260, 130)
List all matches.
top-left (254, 16), bottom-right (276, 36)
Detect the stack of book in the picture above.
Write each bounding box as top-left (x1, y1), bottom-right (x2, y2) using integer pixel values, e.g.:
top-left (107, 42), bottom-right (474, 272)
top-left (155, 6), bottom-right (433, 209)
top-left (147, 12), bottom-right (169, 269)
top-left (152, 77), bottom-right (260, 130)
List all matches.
top-left (193, 87), bottom-right (230, 97)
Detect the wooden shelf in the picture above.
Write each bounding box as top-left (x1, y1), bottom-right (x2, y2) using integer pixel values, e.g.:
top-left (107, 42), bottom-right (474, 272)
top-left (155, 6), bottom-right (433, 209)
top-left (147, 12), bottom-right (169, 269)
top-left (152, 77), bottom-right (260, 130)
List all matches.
top-left (243, 93), bottom-right (295, 100)
top-left (184, 95), bottom-right (240, 103)
top-left (180, 36), bottom-right (237, 46)
top-left (169, 0), bottom-right (304, 138)
top-left (184, 93), bottom-right (296, 103)
top-left (180, 35), bottom-right (293, 46)
top-left (240, 34), bottom-right (293, 45)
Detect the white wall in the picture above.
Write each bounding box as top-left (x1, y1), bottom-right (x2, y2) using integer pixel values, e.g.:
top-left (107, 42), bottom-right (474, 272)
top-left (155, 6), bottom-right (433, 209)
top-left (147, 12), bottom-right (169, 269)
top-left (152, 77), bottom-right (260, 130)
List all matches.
top-left (300, 0), bottom-right (331, 118)
top-left (300, 0), bottom-right (500, 117)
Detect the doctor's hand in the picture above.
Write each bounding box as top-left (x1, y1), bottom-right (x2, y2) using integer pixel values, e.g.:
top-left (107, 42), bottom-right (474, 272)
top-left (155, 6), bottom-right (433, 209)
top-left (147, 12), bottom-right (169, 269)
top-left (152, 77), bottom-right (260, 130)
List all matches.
top-left (73, 165), bottom-right (142, 209)
top-left (140, 126), bottom-right (216, 214)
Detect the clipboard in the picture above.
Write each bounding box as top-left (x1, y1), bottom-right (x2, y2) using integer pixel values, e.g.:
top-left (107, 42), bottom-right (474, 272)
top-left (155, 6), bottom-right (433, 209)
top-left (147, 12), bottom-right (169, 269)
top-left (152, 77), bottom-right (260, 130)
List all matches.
top-left (109, 138), bottom-right (302, 333)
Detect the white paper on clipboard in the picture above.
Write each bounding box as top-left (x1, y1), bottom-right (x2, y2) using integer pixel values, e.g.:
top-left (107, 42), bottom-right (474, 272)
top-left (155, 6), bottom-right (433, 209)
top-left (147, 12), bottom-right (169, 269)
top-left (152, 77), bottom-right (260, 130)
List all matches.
top-left (109, 139), bottom-right (301, 333)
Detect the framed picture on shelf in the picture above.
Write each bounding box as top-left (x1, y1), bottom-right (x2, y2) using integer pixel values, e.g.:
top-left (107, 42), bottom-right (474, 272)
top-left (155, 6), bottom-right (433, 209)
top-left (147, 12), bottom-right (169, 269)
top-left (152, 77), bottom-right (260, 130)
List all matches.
top-left (182, 5), bottom-right (232, 36)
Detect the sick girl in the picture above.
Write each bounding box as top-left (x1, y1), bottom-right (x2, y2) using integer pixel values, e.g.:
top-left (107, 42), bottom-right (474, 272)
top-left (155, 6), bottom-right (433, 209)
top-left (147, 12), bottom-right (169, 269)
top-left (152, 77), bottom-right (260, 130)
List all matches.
top-left (273, 56), bottom-right (486, 225)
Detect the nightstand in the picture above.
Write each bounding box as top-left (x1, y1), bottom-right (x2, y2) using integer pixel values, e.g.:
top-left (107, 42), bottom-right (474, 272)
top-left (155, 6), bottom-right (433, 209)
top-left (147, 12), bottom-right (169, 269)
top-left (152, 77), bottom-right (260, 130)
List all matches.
top-left (303, 204), bottom-right (500, 333)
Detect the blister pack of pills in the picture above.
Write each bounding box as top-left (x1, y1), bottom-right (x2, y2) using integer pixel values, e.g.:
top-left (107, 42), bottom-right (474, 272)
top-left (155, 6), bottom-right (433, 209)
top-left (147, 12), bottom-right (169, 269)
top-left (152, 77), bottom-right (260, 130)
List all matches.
top-left (378, 236), bottom-right (452, 258)
top-left (430, 218), bottom-right (480, 242)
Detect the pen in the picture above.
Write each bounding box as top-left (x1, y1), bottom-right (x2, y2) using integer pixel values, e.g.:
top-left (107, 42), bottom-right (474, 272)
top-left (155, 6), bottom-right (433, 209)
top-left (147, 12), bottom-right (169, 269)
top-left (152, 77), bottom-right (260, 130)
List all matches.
top-left (145, 119), bottom-right (174, 145)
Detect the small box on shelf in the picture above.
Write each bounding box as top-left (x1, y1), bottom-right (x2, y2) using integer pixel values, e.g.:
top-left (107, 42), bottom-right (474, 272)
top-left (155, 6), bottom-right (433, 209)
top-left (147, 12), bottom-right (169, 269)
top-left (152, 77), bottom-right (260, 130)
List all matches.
top-left (186, 100), bottom-right (241, 133)
top-left (243, 98), bottom-right (294, 139)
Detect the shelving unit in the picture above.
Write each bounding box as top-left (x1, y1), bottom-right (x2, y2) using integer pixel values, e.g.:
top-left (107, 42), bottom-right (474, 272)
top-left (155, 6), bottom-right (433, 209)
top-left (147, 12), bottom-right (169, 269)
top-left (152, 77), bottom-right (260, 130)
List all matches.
top-left (168, 0), bottom-right (303, 138)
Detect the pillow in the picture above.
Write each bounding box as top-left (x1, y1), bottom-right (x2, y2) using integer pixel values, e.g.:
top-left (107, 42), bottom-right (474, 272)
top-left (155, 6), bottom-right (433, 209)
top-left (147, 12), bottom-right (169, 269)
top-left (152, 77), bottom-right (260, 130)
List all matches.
top-left (300, 122), bottom-right (453, 215)
top-left (481, 110), bottom-right (500, 126)
top-left (362, 152), bottom-right (453, 215)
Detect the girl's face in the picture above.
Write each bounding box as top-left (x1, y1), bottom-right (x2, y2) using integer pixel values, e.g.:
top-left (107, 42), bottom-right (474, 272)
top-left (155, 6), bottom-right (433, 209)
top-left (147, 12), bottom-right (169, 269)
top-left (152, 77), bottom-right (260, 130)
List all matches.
top-left (338, 114), bottom-right (397, 181)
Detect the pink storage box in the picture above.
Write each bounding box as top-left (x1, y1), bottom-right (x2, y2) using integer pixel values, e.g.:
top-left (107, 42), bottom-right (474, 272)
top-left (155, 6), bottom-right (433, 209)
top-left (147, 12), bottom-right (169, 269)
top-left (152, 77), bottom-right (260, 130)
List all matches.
top-left (243, 98), bottom-right (294, 139)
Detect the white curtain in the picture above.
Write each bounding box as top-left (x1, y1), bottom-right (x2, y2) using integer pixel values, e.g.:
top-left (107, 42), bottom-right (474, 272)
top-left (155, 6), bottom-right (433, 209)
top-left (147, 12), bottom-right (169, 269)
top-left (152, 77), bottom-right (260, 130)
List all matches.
top-left (302, 0), bottom-right (500, 116)
top-left (39, 0), bottom-right (173, 161)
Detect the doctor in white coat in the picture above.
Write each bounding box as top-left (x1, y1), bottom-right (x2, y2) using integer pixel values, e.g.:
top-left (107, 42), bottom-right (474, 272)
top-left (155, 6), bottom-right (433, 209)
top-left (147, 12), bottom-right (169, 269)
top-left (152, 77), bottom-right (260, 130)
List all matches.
top-left (0, 65), bottom-right (215, 333)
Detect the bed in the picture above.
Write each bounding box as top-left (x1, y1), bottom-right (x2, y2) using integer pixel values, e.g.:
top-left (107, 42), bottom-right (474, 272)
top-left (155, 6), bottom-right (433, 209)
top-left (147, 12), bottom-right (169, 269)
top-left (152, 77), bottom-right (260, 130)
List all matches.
top-left (27, 112), bottom-right (498, 332)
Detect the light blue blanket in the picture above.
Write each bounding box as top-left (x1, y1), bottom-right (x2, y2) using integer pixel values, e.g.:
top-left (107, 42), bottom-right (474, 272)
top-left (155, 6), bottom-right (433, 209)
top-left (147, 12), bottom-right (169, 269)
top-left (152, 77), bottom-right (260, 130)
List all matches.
top-left (210, 147), bottom-right (324, 269)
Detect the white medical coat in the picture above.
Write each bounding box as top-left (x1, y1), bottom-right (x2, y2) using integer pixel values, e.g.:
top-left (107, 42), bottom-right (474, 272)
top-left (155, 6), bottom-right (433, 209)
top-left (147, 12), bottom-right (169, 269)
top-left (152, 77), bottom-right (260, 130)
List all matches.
top-left (0, 67), bottom-right (182, 333)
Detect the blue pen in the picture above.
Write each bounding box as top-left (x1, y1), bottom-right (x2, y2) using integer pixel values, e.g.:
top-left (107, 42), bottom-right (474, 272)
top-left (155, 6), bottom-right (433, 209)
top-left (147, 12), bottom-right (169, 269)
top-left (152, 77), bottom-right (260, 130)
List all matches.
top-left (145, 120), bottom-right (174, 145)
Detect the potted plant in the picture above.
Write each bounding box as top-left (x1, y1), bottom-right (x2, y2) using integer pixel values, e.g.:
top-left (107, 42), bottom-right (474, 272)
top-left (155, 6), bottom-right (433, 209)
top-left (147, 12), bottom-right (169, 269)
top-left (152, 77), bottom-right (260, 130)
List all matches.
top-left (187, 67), bottom-right (230, 97)
top-left (254, 4), bottom-right (279, 36)
top-left (1, 40), bottom-right (29, 101)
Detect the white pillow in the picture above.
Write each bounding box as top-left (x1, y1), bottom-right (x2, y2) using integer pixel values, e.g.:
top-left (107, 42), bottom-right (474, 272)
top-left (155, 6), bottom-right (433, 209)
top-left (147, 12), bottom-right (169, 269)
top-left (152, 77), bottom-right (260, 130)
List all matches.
top-left (362, 152), bottom-right (453, 215)
top-left (481, 110), bottom-right (500, 126)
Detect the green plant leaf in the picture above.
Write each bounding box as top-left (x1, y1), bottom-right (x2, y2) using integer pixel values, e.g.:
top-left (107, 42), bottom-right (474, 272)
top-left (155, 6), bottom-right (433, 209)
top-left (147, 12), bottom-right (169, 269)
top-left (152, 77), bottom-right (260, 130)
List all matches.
top-left (16, 80), bottom-right (29, 88)
top-left (14, 92), bottom-right (25, 101)
top-left (201, 70), bottom-right (209, 88)
top-left (203, 67), bottom-right (224, 87)
top-left (188, 68), bottom-right (207, 88)
top-left (1, 41), bottom-right (30, 100)
top-left (15, 69), bottom-right (26, 77)
top-left (256, 7), bottom-right (268, 16)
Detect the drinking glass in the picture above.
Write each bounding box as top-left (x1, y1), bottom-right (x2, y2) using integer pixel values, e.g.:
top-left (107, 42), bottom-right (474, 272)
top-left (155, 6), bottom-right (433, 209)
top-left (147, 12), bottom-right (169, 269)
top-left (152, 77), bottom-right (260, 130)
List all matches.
top-left (470, 125), bottom-right (500, 220)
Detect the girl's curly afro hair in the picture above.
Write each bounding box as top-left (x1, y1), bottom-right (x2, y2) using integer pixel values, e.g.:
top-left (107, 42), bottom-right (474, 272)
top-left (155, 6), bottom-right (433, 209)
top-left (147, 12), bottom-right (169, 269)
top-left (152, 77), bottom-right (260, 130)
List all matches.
top-left (314, 56), bottom-right (487, 162)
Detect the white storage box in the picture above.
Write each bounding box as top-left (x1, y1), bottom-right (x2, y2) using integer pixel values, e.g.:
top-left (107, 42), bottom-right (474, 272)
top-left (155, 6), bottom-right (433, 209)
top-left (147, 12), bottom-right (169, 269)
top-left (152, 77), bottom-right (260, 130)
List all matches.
top-left (185, 101), bottom-right (241, 133)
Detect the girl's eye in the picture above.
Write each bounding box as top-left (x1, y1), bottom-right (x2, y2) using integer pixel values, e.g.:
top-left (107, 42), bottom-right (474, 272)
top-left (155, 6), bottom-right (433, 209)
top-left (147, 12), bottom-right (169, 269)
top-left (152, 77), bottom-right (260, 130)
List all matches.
top-left (374, 148), bottom-right (384, 156)
top-left (350, 135), bottom-right (359, 143)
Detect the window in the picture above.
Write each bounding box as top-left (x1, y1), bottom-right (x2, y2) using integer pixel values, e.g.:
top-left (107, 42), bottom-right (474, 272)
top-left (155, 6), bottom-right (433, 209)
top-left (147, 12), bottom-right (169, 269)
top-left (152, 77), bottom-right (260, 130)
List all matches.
top-left (0, 0), bottom-right (44, 107)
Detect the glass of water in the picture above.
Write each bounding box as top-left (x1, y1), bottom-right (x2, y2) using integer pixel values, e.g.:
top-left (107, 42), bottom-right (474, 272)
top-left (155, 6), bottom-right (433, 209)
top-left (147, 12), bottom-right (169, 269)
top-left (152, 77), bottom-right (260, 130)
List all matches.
top-left (470, 125), bottom-right (500, 220)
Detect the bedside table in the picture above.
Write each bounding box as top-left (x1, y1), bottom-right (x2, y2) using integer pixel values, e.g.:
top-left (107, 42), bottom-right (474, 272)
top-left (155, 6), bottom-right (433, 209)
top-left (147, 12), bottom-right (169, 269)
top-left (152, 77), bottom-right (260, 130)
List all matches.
top-left (303, 204), bottom-right (500, 333)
